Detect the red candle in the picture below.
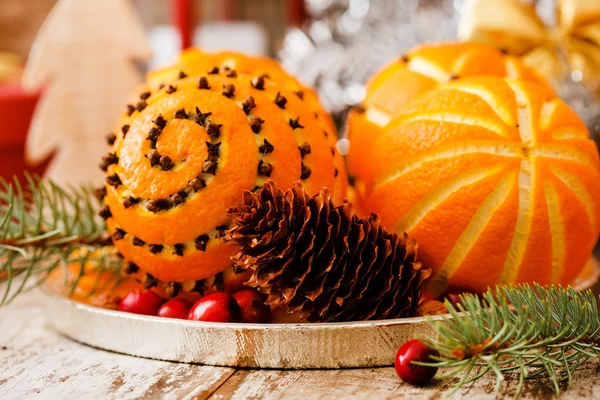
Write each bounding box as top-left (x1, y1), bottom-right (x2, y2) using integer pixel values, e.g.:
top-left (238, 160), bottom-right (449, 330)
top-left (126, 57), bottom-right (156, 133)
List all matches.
top-left (287, 0), bottom-right (307, 27)
top-left (172, 0), bottom-right (194, 50)
top-left (0, 84), bottom-right (50, 181)
top-left (223, 0), bottom-right (235, 21)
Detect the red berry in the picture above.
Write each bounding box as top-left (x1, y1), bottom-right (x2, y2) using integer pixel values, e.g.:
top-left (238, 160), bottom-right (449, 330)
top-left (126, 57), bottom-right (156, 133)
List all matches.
top-left (118, 290), bottom-right (164, 316)
top-left (444, 293), bottom-right (463, 308)
top-left (188, 292), bottom-right (241, 322)
top-left (394, 339), bottom-right (439, 386)
top-left (157, 299), bottom-right (192, 319)
top-left (233, 289), bottom-right (271, 323)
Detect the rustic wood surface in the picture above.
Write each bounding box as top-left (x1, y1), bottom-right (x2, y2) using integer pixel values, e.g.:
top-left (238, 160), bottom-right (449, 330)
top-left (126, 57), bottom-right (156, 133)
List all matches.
top-left (2, 289), bottom-right (600, 399)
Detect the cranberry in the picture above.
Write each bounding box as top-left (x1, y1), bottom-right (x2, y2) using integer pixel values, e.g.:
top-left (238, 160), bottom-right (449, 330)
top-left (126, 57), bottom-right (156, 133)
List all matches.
top-left (187, 292), bottom-right (241, 322)
top-left (118, 290), bottom-right (164, 316)
top-left (157, 299), bottom-right (192, 319)
top-left (394, 339), bottom-right (439, 385)
top-left (444, 293), bottom-right (463, 308)
top-left (233, 289), bottom-right (271, 323)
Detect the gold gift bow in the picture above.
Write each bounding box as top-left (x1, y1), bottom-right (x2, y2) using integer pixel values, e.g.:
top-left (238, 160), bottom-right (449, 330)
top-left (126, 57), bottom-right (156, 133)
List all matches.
top-left (458, 0), bottom-right (600, 91)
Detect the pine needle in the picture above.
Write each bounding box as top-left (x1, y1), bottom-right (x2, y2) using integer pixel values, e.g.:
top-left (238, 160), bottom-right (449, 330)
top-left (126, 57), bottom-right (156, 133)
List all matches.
top-left (0, 175), bottom-right (117, 305)
top-left (418, 284), bottom-right (600, 397)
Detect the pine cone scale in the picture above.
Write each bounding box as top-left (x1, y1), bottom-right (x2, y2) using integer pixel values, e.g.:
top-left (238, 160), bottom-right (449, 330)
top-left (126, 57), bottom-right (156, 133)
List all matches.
top-left (322, 219), bottom-right (371, 320)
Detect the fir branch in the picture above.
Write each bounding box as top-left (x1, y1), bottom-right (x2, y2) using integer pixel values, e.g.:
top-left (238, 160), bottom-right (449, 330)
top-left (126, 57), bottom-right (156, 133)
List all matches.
top-left (419, 284), bottom-right (600, 397)
top-left (0, 175), bottom-right (116, 305)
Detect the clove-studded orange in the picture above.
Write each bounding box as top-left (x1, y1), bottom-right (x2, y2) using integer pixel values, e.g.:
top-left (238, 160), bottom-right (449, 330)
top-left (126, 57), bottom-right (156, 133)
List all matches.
top-left (365, 76), bottom-right (600, 294)
top-left (345, 42), bottom-right (548, 199)
top-left (147, 48), bottom-right (347, 202)
top-left (100, 66), bottom-right (347, 284)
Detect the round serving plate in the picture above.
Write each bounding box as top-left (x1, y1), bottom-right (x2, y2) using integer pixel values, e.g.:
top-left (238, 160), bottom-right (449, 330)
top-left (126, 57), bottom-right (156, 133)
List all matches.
top-left (43, 257), bottom-right (600, 369)
top-left (43, 288), bottom-right (440, 369)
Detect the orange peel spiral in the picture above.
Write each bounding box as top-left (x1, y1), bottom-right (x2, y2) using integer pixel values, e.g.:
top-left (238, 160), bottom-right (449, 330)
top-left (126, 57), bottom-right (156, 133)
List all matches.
top-left (147, 49), bottom-right (347, 202)
top-left (100, 58), bottom-right (347, 285)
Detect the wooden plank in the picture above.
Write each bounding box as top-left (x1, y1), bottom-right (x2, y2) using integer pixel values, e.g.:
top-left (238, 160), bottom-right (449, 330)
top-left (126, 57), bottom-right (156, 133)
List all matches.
top-left (210, 364), bottom-right (600, 400)
top-left (0, 290), bottom-right (235, 400)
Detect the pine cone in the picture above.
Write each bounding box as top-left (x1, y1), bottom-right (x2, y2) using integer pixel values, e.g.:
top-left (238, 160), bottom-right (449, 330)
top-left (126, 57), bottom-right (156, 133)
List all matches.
top-left (225, 181), bottom-right (431, 322)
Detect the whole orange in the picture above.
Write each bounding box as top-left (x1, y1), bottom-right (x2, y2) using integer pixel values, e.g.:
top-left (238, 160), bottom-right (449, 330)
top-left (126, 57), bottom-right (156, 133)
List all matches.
top-left (100, 60), bottom-right (347, 286)
top-left (365, 76), bottom-right (600, 294)
top-left (345, 42), bottom-right (547, 200)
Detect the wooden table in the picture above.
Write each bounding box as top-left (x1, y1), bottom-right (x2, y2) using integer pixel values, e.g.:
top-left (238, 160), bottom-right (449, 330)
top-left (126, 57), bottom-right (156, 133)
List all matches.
top-left (1, 290), bottom-right (600, 400)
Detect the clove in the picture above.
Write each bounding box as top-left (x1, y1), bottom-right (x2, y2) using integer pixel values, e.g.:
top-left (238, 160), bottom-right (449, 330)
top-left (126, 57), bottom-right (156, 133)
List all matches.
top-left (298, 142), bottom-right (311, 158)
top-left (146, 149), bottom-right (161, 167)
top-left (171, 191), bottom-right (187, 206)
top-left (259, 139), bottom-right (274, 154)
top-left (206, 142), bottom-right (221, 157)
top-left (300, 163), bottom-right (312, 179)
top-left (154, 114), bottom-right (167, 129)
top-left (136, 101), bottom-right (147, 112)
top-left (106, 174), bottom-right (122, 187)
top-left (146, 198), bottom-right (172, 213)
top-left (198, 76), bottom-right (210, 89)
top-left (98, 205), bottom-right (112, 220)
top-left (189, 177), bottom-right (206, 192)
top-left (274, 93), bottom-right (287, 109)
top-left (249, 117), bottom-right (264, 133)
top-left (195, 234), bottom-right (209, 251)
top-left (258, 160), bottom-right (274, 177)
top-left (206, 122), bottom-right (222, 138)
top-left (106, 133), bottom-right (117, 146)
top-left (159, 155), bottom-right (174, 170)
top-left (173, 243), bottom-right (184, 256)
top-left (149, 244), bottom-right (164, 254)
top-left (289, 117), bottom-right (304, 129)
top-left (122, 262), bottom-right (139, 274)
top-left (174, 108), bottom-right (188, 119)
top-left (203, 160), bottom-right (218, 175)
top-left (143, 273), bottom-right (157, 288)
top-left (222, 84), bottom-right (235, 98)
top-left (251, 75), bottom-right (265, 90)
top-left (164, 282), bottom-right (181, 298)
top-left (242, 96), bottom-right (256, 115)
top-left (112, 228), bottom-right (126, 240)
top-left (122, 196), bottom-right (139, 209)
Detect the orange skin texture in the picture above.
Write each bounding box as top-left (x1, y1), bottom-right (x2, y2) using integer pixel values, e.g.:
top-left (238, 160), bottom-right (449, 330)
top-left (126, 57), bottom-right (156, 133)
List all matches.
top-left (364, 76), bottom-right (600, 294)
top-left (147, 48), bottom-right (347, 203)
top-left (345, 41), bottom-right (549, 199)
top-left (45, 263), bottom-right (144, 306)
top-left (108, 217), bottom-right (239, 283)
top-left (105, 70), bottom-right (346, 283)
top-left (345, 185), bottom-right (369, 218)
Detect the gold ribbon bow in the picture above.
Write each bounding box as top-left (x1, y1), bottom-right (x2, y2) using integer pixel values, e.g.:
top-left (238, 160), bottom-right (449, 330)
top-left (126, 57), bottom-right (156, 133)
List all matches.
top-left (459, 0), bottom-right (600, 92)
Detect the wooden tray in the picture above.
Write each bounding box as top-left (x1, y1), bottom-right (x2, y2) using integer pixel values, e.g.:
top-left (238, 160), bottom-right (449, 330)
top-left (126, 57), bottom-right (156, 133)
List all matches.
top-left (43, 257), bottom-right (600, 369)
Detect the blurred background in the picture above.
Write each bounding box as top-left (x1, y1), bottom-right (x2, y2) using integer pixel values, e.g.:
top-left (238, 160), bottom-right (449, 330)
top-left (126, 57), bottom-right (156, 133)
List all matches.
top-left (0, 0), bottom-right (598, 181)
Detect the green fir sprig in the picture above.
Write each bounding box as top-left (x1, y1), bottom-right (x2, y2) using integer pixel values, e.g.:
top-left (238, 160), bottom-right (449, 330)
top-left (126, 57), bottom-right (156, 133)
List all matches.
top-left (420, 284), bottom-right (600, 397)
top-left (0, 175), bottom-right (117, 305)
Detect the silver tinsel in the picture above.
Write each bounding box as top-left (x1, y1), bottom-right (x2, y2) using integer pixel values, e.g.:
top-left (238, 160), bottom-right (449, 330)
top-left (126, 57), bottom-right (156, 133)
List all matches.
top-left (279, 0), bottom-right (600, 144)
top-left (280, 0), bottom-right (462, 116)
